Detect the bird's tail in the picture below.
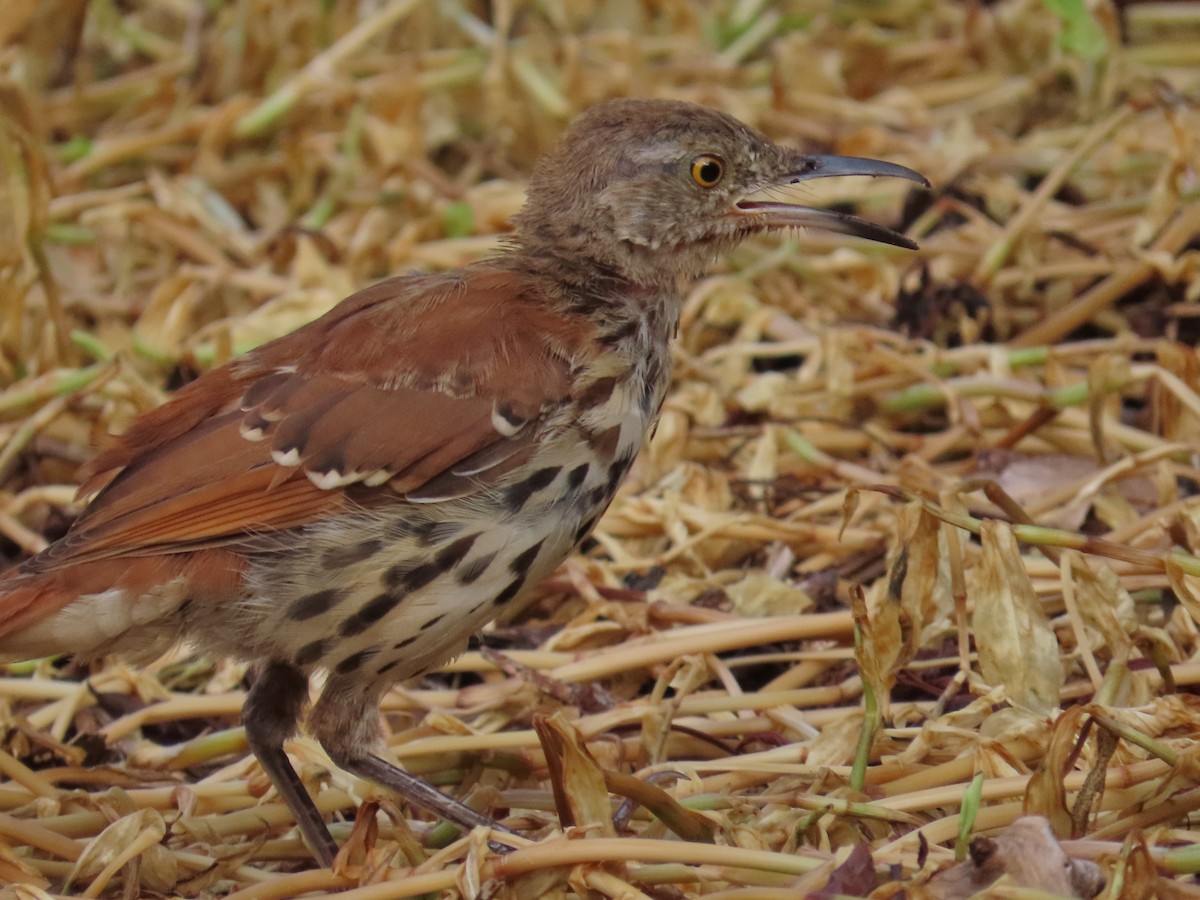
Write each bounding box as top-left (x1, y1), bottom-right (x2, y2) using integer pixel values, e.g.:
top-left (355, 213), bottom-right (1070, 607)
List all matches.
top-left (0, 567), bottom-right (69, 660)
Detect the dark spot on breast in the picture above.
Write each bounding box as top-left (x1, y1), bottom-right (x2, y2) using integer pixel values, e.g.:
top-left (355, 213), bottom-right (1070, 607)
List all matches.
top-left (322, 539), bottom-right (383, 569)
top-left (587, 485), bottom-right (610, 508)
top-left (458, 551), bottom-right (497, 584)
top-left (435, 533), bottom-right (479, 570)
top-left (494, 576), bottom-right (526, 605)
top-left (415, 520), bottom-right (463, 546)
top-left (576, 376), bottom-right (617, 407)
top-left (295, 639), bottom-right (327, 667)
top-left (334, 647), bottom-right (378, 675)
top-left (384, 520), bottom-right (416, 540)
top-left (509, 541), bottom-right (543, 577)
top-left (339, 591), bottom-right (404, 637)
top-left (505, 465), bottom-right (562, 509)
top-left (606, 454), bottom-right (635, 494)
top-left (566, 463), bottom-right (589, 491)
top-left (394, 636), bottom-right (417, 650)
top-left (288, 589), bottom-right (345, 621)
top-left (385, 559), bottom-right (440, 592)
top-left (573, 513), bottom-right (601, 545)
top-left (585, 424), bottom-right (622, 459)
top-left (377, 658), bottom-right (402, 675)
top-left (420, 614), bottom-right (445, 631)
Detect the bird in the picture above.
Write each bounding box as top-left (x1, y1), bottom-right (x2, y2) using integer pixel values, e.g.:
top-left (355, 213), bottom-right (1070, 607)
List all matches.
top-left (0, 98), bottom-right (927, 867)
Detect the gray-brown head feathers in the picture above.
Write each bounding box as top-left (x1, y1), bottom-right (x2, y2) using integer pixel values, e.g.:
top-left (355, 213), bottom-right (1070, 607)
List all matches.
top-left (512, 98), bottom-right (926, 287)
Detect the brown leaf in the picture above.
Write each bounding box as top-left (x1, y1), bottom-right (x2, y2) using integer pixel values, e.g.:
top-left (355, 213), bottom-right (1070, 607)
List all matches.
top-left (533, 711), bottom-right (615, 837)
top-left (808, 842), bottom-right (877, 897)
top-left (972, 520), bottom-right (1063, 714)
top-left (898, 503), bottom-right (952, 650)
top-left (1024, 705), bottom-right (1084, 836)
top-left (603, 770), bottom-right (715, 843)
top-left (855, 575), bottom-right (904, 723)
top-left (1070, 557), bottom-right (1136, 661)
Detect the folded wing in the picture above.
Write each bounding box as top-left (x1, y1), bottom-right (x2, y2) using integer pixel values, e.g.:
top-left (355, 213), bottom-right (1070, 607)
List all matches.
top-left (28, 264), bottom-right (589, 571)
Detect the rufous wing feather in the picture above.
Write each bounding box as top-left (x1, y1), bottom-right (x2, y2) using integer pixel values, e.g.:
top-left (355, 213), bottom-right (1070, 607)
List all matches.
top-left (21, 264), bottom-right (592, 576)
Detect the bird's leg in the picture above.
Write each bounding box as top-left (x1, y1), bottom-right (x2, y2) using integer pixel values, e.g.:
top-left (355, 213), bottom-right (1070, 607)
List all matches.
top-left (244, 661), bottom-right (339, 868)
top-left (337, 753), bottom-right (504, 832)
top-left (311, 678), bottom-right (517, 842)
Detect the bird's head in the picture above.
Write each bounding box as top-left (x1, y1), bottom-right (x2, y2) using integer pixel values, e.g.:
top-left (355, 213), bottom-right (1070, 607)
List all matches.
top-left (514, 98), bottom-right (928, 287)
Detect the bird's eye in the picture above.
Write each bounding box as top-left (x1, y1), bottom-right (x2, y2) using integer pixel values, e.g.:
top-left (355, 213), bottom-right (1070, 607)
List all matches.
top-left (690, 154), bottom-right (724, 188)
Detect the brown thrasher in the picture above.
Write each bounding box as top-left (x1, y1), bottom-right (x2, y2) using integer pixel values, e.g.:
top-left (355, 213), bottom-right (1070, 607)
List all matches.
top-left (0, 99), bottom-right (926, 866)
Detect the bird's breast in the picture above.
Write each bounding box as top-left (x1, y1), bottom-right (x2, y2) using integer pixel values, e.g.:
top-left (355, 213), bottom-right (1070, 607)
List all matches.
top-left (196, 358), bottom-right (669, 683)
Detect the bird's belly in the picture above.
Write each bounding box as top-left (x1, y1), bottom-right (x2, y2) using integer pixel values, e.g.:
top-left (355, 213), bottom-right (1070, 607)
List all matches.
top-left (24, 377), bottom-right (658, 676)
top-left (197, 437), bottom-right (637, 683)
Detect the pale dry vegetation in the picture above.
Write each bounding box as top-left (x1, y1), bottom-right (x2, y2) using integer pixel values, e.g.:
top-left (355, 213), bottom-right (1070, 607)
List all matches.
top-left (2, 1), bottom-right (1200, 897)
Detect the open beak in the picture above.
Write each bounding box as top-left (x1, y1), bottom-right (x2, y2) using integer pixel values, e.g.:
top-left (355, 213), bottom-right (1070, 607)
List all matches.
top-left (736, 154), bottom-right (930, 250)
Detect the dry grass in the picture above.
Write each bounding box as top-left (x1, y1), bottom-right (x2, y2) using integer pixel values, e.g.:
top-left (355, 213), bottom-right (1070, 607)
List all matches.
top-left (3, 0), bottom-right (1200, 896)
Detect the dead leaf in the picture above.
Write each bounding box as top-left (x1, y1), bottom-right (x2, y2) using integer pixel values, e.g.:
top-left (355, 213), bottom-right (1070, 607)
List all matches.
top-left (1024, 705), bottom-right (1084, 835)
top-left (809, 842), bottom-right (877, 897)
top-left (65, 808), bottom-right (168, 894)
top-left (972, 520), bottom-right (1063, 714)
top-left (533, 711), bottom-right (616, 837)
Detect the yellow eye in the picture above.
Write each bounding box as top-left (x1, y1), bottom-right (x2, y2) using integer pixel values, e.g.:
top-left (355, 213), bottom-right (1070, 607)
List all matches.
top-left (690, 154), bottom-right (724, 188)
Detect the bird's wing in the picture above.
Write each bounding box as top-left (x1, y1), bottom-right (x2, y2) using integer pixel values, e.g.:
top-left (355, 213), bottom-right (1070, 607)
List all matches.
top-left (29, 266), bottom-right (588, 570)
